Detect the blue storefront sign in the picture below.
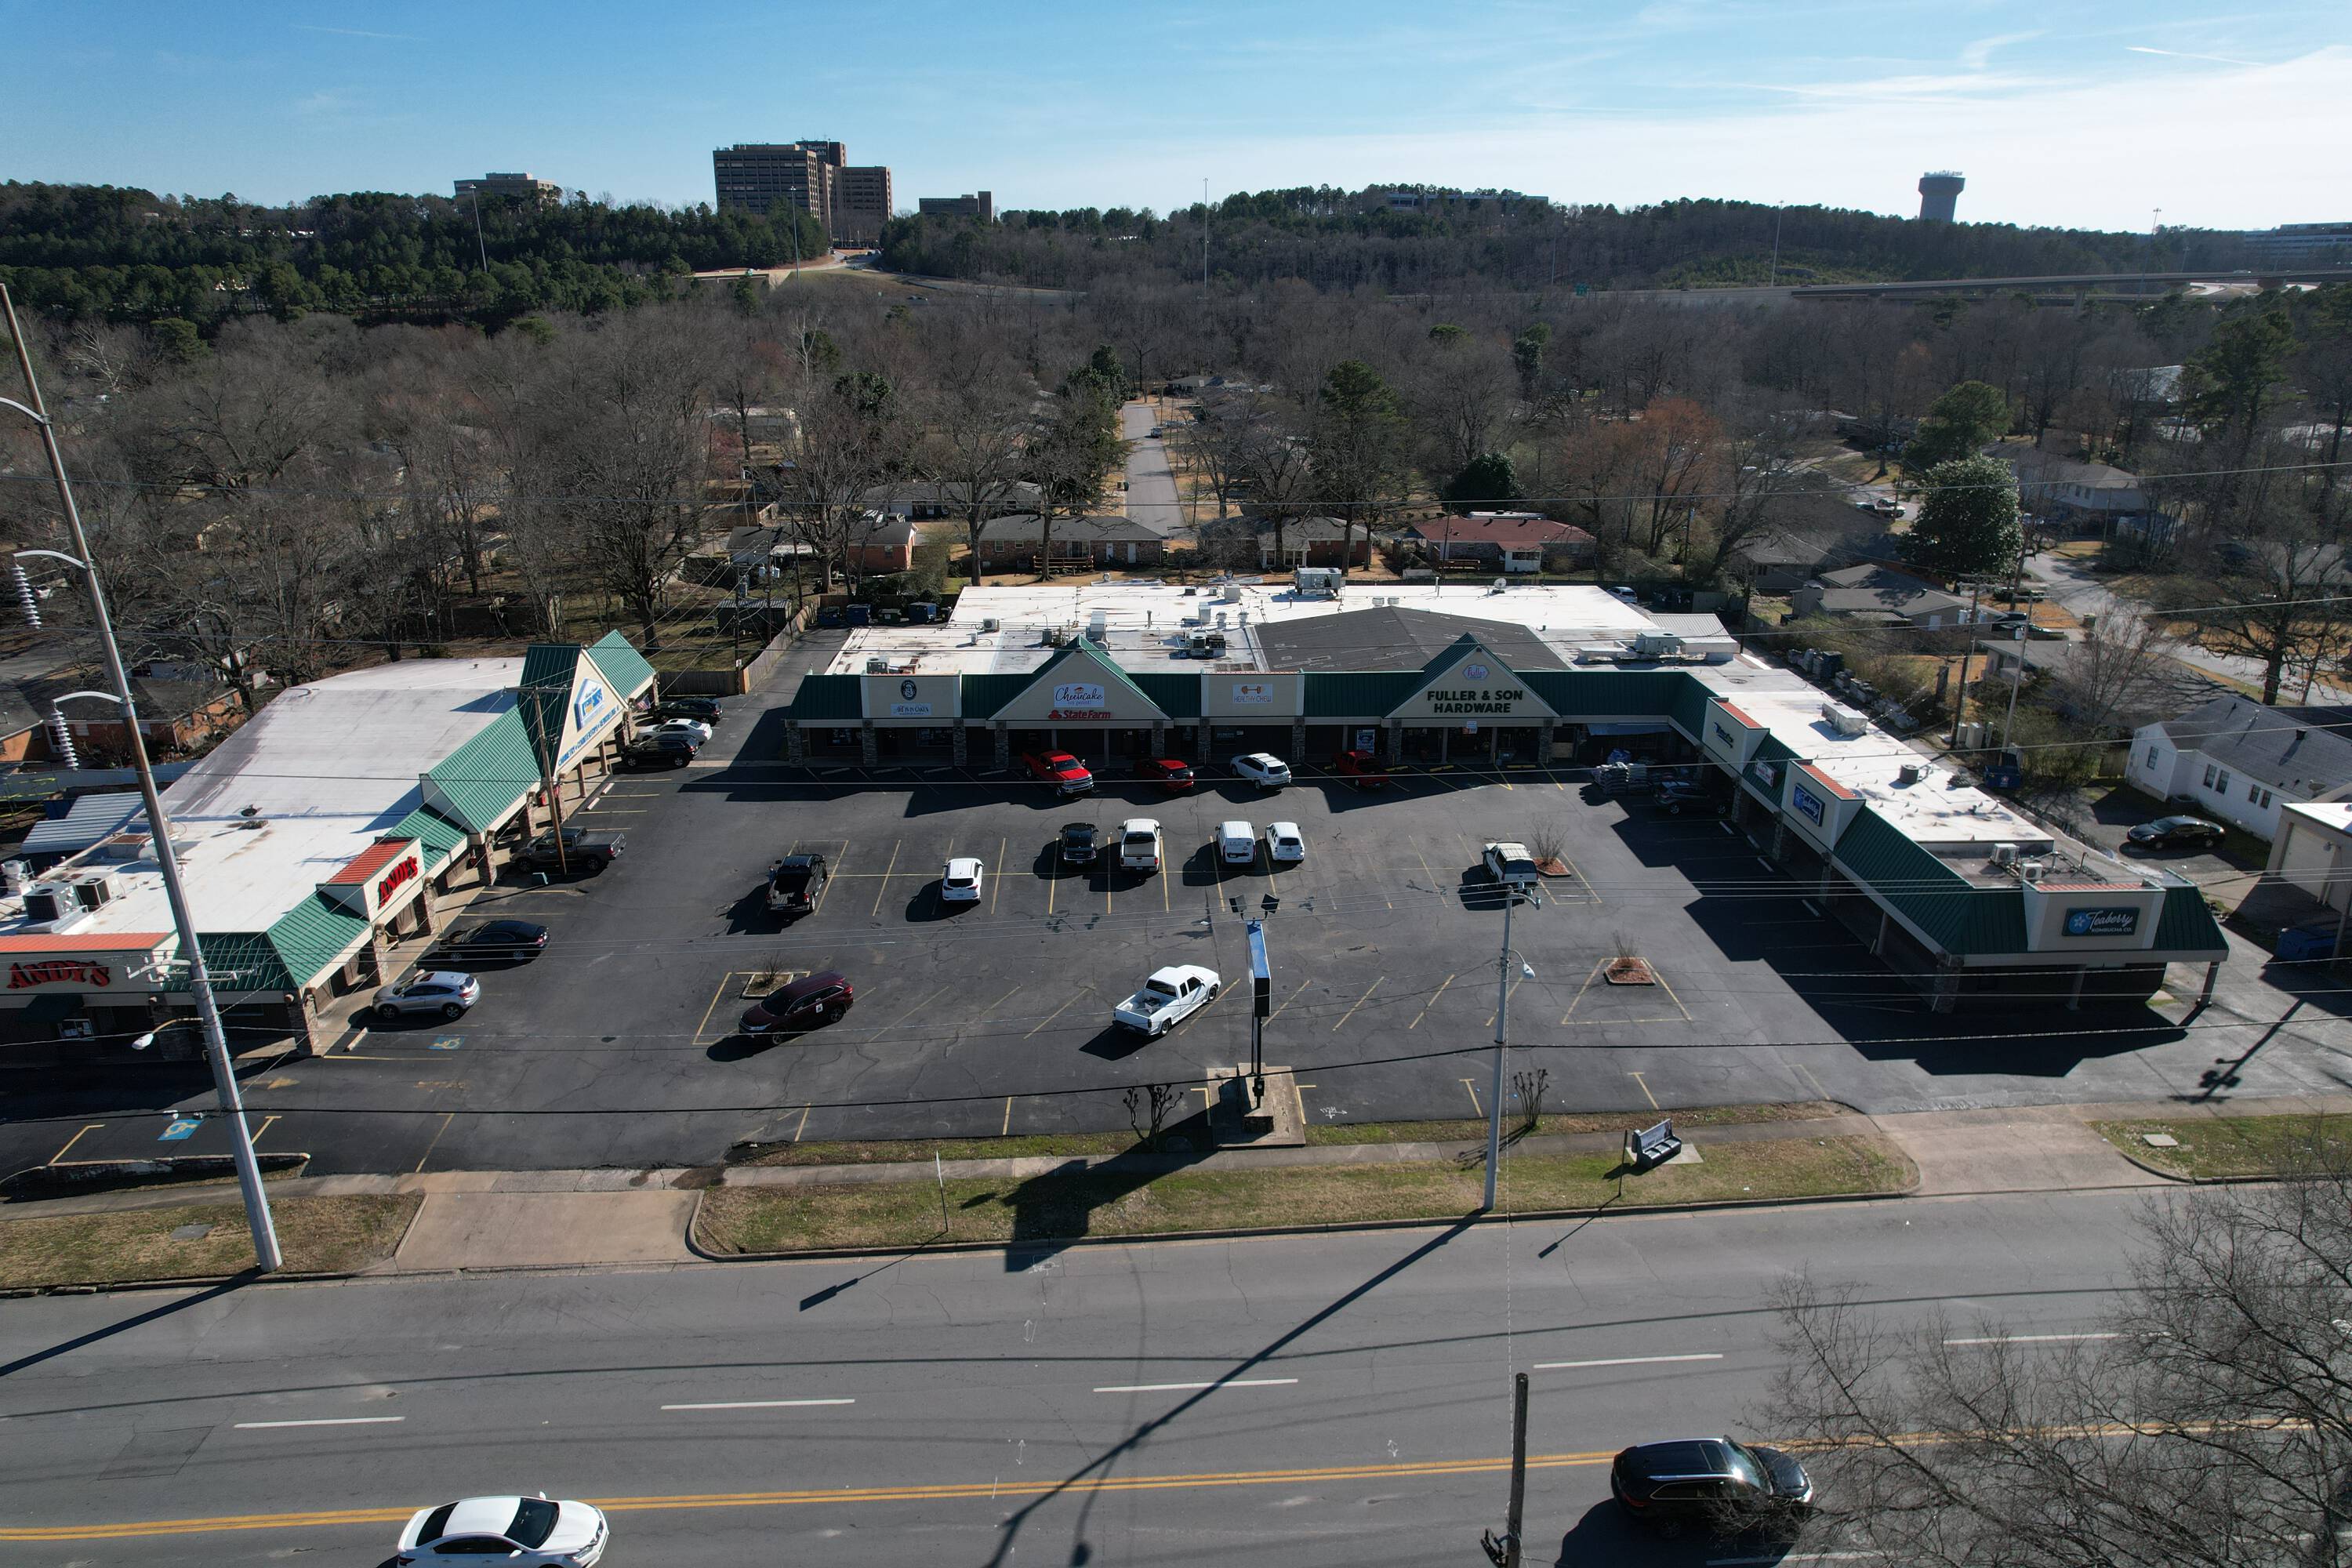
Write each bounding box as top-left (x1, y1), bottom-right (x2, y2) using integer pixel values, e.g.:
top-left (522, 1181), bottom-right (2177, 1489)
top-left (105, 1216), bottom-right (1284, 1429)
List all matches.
top-left (1791, 782), bottom-right (1825, 826)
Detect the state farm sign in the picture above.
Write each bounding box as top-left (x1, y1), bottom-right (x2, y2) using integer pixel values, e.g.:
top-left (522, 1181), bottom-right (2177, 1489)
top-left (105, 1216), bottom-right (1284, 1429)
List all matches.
top-left (9, 959), bottom-right (111, 989)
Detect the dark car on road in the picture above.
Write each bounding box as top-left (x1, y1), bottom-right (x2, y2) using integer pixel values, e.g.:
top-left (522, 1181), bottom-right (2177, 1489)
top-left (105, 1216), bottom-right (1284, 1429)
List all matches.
top-left (1612, 1436), bottom-right (1813, 1538)
top-left (424, 920), bottom-right (549, 965)
top-left (1058, 822), bottom-right (1100, 865)
top-left (518, 828), bottom-right (625, 874)
top-left (654, 696), bottom-right (722, 724)
top-left (619, 732), bottom-right (697, 769)
top-left (766, 853), bottom-right (829, 916)
top-left (2127, 815), bottom-right (2225, 851)
top-left (1133, 757), bottom-right (1195, 791)
top-left (1653, 780), bottom-right (1728, 816)
top-left (739, 971), bottom-right (854, 1035)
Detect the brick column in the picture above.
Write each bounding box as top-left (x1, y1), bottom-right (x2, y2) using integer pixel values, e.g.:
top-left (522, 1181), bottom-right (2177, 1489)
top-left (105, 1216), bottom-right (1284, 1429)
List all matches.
top-left (951, 722), bottom-right (968, 767)
top-left (993, 724), bottom-right (1011, 770)
top-left (858, 721), bottom-right (877, 765)
top-left (1149, 720), bottom-right (1165, 757)
top-left (786, 724), bottom-right (806, 763)
top-left (1383, 720), bottom-right (1403, 765)
top-left (1290, 717), bottom-right (1307, 757)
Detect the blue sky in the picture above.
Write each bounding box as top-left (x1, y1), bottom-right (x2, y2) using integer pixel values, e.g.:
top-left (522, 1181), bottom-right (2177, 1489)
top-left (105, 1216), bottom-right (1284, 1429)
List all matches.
top-left (8, 1), bottom-right (2347, 230)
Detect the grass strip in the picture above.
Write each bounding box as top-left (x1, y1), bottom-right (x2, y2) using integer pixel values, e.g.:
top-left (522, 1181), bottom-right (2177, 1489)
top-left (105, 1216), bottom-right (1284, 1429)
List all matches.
top-left (0, 1195), bottom-right (422, 1290)
top-left (2092, 1115), bottom-right (2351, 1180)
top-left (737, 1102), bottom-right (1844, 1167)
top-left (699, 1135), bottom-right (1909, 1255)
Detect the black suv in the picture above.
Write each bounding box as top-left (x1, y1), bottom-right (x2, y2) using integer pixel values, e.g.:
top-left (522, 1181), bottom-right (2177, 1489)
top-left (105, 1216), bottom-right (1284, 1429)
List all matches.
top-left (655, 696), bottom-right (722, 724)
top-left (1612, 1438), bottom-right (1812, 1537)
top-left (766, 853), bottom-right (829, 916)
top-left (1058, 822), bottom-right (1100, 865)
top-left (423, 919), bottom-right (548, 965)
top-left (1653, 780), bottom-right (1726, 816)
top-left (621, 731), bottom-right (698, 769)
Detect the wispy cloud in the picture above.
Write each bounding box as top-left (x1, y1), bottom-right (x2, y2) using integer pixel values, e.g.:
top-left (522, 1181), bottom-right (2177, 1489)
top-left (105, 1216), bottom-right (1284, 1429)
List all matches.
top-left (294, 24), bottom-right (422, 42)
top-left (2126, 44), bottom-right (2265, 67)
top-left (1959, 30), bottom-right (2042, 70)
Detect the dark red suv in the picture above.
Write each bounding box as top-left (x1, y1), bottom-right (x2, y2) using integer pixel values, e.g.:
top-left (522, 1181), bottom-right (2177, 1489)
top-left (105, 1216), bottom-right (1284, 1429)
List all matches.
top-left (739, 971), bottom-right (855, 1035)
top-left (1134, 757), bottom-right (1194, 791)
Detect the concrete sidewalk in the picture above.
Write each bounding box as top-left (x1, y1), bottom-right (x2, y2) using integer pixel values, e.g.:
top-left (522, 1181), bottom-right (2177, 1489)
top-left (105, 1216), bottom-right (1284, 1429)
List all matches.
top-left (8, 1093), bottom-right (2347, 1276)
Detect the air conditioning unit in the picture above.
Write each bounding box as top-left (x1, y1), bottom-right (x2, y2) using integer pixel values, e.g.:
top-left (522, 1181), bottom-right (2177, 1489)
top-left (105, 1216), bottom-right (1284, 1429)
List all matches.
top-left (982, 617), bottom-right (1001, 633)
top-left (865, 657), bottom-right (891, 673)
top-left (2020, 859), bottom-right (2046, 883)
top-left (22, 883), bottom-right (70, 922)
top-left (1822, 703), bottom-right (1868, 737)
top-left (1989, 843), bottom-right (2019, 868)
top-left (1896, 763), bottom-right (1924, 786)
top-left (70, 871), bottom-right (123, 909)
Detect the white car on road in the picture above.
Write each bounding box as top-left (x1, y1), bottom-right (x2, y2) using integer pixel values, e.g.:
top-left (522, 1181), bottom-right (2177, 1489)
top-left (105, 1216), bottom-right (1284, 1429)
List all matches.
top-left (941, 855), bottom-right (985, 903)
top-left (1232, 752), bottom-right (1292, 789)
top-left (1218, 820), bottom-right (1258, 864)
top-left (396, 1495), bottom-right (607, 1566)
top-left (1113, 964), bottom-right (1221, 1036)
top-left (1265, 822), bottom-right (1305, 863)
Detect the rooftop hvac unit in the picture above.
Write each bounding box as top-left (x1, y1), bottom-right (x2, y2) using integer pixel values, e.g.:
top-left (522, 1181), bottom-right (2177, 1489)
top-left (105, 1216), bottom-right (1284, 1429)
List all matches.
top-left (1631, 631), bottom-right (1682, 656)
top-left (1896, 762), bottom-right (1924, 786)
top-left (69, 871), bottom-right (122, 909)
top-left (2020, 859), bottom-right (2045, 883)
top-left (1821, 702), bottom-right (1868, 737)
top-left (866, 657), bottom-right (891, 673)
top-left (21, 883), bottom-right (71, 923)
top-left (1087, 611), bottom-right (1108, 642)
top-left (1221, 583), bottom-right (1243, 602)
top-left (1989, 843), bottom-right (2019, 868)
top-left (982, 617), bottom-right (1000, 633)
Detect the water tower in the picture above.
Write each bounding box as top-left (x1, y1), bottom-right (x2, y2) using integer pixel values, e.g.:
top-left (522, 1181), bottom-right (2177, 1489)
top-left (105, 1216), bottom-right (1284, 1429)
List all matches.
top-left (1918, 171), bottom-right (1965, 223)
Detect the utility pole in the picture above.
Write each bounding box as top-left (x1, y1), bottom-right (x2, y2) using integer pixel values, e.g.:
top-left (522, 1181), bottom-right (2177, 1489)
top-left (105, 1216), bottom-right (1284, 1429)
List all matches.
top-left (1, 282), bottom-right (282, 1271)
top-left (1483, 883), bottom-right (1536, 1211)
top-left (464, 188), bottom-right (489, 274)
top-left (1479, 1372), bottom-right (1530, 1568)
top-left (1767, 205), bottom-right (1783, 289)
top-left (1201, 177), bottom-right (1210, 305)
top-left (1948, 575), bottom-right (1987, 747)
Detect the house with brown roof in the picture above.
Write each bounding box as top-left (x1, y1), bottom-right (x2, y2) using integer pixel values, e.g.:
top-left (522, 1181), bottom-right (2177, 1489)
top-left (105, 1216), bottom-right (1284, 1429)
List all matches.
top-left (1405, 513), bottom-right (1596, 572)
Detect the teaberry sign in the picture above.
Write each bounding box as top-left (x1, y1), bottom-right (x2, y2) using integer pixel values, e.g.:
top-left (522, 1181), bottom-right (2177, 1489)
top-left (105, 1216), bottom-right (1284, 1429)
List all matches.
top-left (9, 960), bottom-right (111, 989)
top-left (2063, 906), bottom-right (2140, 938)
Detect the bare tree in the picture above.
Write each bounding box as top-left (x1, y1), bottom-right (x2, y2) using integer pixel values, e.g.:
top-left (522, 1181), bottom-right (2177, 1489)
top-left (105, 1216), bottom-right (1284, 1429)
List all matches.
top-left (915, 318), bottom-right (1034, 586)
top-left (2043, 610), bottom-right (2182, 731)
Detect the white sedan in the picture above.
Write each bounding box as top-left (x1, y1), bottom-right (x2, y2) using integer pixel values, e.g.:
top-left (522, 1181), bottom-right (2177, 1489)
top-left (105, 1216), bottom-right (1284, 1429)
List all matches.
top-left (1232, 752), bottom-right (1291, 789)
top-left (941, 855), bottom-right (985, 903)
top-left (1265, 822), bottom-right (1305, 863)
top-left (645, 717), bottom-right (713, 744)
top-left (396, 1496), bottom-right (607, 1566)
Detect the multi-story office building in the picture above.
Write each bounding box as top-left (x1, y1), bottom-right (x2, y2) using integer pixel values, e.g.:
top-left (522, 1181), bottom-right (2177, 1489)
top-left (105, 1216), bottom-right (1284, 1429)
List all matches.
top-left (2242, 222), bottom-right (2352, 266)
top-left (713, 141), bottom-right (892, 244)
top-left (454, 172), bottom-right (562, 205)
top-left (917, 191), bottom-right (994, 223)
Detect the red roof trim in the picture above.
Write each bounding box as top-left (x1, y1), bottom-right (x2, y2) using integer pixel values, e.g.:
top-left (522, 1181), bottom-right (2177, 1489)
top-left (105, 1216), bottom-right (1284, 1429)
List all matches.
top-left (0, 933), bottom-right (171, 953)
top-left (1713, 700), bottom-right (1763, 729)
top-left (325, 837), bottom-right (417, 886)
top-left (1796, 762), bottom-right (1860, 800)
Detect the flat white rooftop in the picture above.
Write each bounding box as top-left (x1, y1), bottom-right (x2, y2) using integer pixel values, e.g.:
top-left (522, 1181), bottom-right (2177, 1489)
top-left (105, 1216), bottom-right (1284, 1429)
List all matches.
top-left (0, 659), bottom-right (524, 943)
top-left (829, 581), bottom-right (1690, 676)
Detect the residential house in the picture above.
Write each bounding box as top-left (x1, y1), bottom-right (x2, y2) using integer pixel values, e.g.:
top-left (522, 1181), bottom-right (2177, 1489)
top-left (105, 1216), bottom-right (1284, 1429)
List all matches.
top-left (0, 638), bottom-right (243, 764)
top-left (1200, 515), bottom-right (1374, 571)
top-left (1997, 447), bottom-right (2155, 533)
top-left (1788, 564), bottom-right (1974, 630)
top-left (844, 514), bottom-right (919, 575)
top-left (858, 480), bottom-right (1041, 522)
top-left (2126, 695), bottom-right (2352, 841)
top-left (1405, 514), bottom-right (1597, 572)
top-left (978, 514), bottom-right (1167, 573)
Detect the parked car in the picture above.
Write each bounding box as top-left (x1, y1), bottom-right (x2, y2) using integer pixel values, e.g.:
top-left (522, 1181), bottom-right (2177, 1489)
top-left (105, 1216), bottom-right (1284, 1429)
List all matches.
top-left (645, 717), bottom-right (713, 745)
top-left (1119, 818), bottom-right (1164, 872)
top-left (1653, 780), bottom-right (1727, 816)
top-left (1218, 820), bottom-right (1258, 864)
top-left (619, 733), bottom-right (695, 769)
top-left (1149, 423), bottom-right (1165, 437)
top-left (1265, 822), bottom-right (1305, 863)
top-left (766, 853), bottom-right (829, 915)
top-left (1483, 840), bottom-right (1539, 890)
top-left (1232, 752), bottom-right (1291, 789)
top-left (1058, 822), bottom-right (1100, 866)
top-left (423, 920), bottom-right (548, 965)
top-left (394, 1495), bottom-right (608, 1567)
top-left (373, 971), bottom-right (481, 1022)
top-left (941, 855), bottom-right (985, 903)
top-left (1112, 964), bottom-right (1221, 1036)
top-left (739, 971), bottom-right (855, 1035)
top-left (1331, 748), bottom-right (1389, 787)
top-left (1134, 757), bottom-right (1195, 790)
top-left (2127, 815), bottom-right (2226, 851)
top-left (655, 696), bottom-right (722, 724)
top-left (518, 829), bottom-right (625, 874)
top-left (1021, 750), bottom-right (1095, 796)
top-left (1610, 1437), bottom-right (1813, 1539)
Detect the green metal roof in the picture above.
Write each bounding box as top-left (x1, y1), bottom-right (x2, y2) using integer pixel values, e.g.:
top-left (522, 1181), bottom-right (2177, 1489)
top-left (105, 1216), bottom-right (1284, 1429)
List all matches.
top-left (2153, 883), bottom-right (2230, 956)
top-left (1129, 672), bottom-right (1202, 718)
top-left (193, 931), bottom-right (296, 995)
top-left (1831, 807), bottom-right (2026, 956)
top-left (201, 895), bottom-right (372, 994)
top-left (426, 710), bottom-right (541, 833)
top-left (516, 646), bottom-right (578, 776)
top-left (959, 673), bottom-right (1031, 718)
top-left (1305, 671), bottom-right (1423, 718)
top-left (586, 630), bottom-right (658, 699)
top-left (518, 643), bottom-right (582, 695)
top-left (788, 674), bottom-right (863, 722)
top-left (387, 804), bottom-right (470, 872)
top-left (986, 640), bottom-right (1168, 722)
top-left (1667, 674), bottom-right (1713, 744)
top-left (1519, 670), bottom-right (1689, 717)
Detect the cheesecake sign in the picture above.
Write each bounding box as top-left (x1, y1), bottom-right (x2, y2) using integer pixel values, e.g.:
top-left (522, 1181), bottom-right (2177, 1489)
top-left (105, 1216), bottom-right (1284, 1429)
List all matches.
top-left (1048, 681), bottom-right (1110, 721)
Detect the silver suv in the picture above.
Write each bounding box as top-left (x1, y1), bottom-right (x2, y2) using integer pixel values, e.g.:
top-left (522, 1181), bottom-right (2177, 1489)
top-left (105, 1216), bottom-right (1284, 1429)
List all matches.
top-left (374, 971), bottom-right (481, 1021)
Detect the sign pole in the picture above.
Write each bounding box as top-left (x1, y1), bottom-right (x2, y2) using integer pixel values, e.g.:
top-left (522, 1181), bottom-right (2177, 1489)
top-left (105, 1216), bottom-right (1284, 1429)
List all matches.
top-left (1247, 918), bottom-right (1271, 1104)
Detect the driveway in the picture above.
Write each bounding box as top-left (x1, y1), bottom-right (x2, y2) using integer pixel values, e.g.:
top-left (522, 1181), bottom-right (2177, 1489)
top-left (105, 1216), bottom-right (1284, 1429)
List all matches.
top-left (1120, 401), bottom-right (1185, 540)
top-left (2027, 548), bottom-right (2352, 703)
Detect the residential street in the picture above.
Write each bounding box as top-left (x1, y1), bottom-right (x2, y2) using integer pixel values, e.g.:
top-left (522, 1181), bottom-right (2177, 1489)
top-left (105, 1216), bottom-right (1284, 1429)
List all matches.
top-left (0, 1188), bottom-right (2154, 1566)
top-left (1121, 401), bottom-right (1185, 540)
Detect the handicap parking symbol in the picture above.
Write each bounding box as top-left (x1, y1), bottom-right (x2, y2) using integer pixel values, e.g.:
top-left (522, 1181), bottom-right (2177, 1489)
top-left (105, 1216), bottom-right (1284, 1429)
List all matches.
top-left (158, 1116), bottom-right (203, 1142)
top-left (430, 1036), bottom-right (463, 1051)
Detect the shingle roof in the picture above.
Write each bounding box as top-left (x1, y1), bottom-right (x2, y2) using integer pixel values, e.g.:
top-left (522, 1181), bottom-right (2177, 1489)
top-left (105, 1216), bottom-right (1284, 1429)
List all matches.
top-left (1258, 608), bottom-right (1567, 673)
top-left (1406, 515), bottom-right (1596, 546)
top-left (2150, 695), bottom-right (2352, 797)
top-left (978, 514), bottom-right (1163, 543)
top-left (1802, 564), bottom-right (1968, 619)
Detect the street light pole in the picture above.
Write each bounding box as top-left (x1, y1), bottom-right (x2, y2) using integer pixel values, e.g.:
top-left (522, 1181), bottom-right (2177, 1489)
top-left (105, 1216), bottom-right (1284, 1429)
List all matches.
top-left (1483, 884), bottom-right (1536, 1212)
top-left (2, 283), bottom-right (281, 1272)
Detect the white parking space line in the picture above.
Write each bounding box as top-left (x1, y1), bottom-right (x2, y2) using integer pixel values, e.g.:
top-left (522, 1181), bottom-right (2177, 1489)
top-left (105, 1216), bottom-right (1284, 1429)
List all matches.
top-left (1092, 1378), bottom-right (1298, 1393)
top-left (233, 1416), bottom-right (406, 1429)
top-left (1533, 1353), bottom-right (1723, 1370)
top-left (660, 1399), bottom-right (856, 1410)
top-left (1943, 1332), bottom-right (2120, 1345)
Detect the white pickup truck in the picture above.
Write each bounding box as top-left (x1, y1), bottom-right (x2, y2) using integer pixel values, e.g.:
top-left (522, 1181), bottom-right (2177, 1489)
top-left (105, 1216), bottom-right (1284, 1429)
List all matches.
top-left (1112, 964), bottom-right (1221, 1036)
top-left (1118, 818), bottom-right (1163, 872)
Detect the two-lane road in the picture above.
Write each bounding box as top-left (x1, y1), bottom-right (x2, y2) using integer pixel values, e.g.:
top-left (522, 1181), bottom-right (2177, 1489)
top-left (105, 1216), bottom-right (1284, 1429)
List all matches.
top-left (0, 1189), bottom-right (2153, 1566)
top-left (1122, 401), bottom-right (1185, 542)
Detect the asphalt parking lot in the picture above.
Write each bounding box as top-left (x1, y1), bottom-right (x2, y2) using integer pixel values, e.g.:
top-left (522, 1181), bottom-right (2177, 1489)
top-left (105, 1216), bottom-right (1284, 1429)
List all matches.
top-left (8, 683), bottom-right (2347, 1180)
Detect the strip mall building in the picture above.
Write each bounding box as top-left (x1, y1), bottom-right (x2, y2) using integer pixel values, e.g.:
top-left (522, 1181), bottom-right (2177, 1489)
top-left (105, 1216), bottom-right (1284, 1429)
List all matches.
top-left (0, 633), bottom-right (655, 1056)
top-left (788, 582), bottom-right (2230, 1010)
